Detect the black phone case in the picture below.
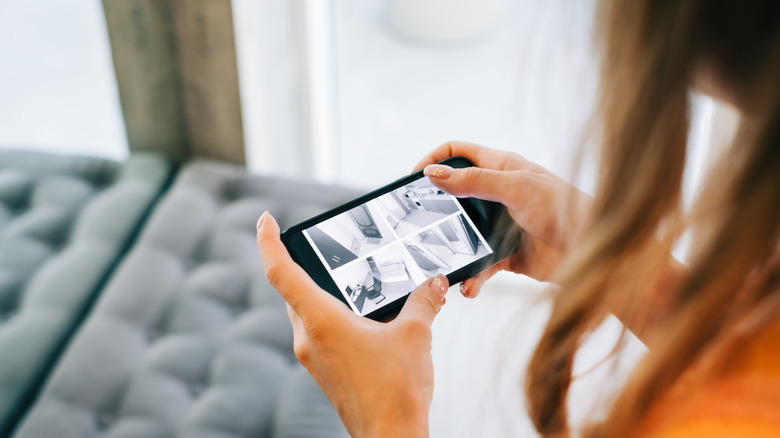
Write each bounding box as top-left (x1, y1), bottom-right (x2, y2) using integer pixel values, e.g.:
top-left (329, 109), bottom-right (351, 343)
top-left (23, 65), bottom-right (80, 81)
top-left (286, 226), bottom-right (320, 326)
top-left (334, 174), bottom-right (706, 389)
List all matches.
top-left (281, 156), bottom-right (522, 321)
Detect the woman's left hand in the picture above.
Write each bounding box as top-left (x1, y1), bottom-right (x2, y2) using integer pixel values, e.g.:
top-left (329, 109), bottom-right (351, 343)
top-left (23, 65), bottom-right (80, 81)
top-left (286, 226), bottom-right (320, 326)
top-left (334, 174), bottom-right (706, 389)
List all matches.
top-left (256, 212), bottom-right (447, 438)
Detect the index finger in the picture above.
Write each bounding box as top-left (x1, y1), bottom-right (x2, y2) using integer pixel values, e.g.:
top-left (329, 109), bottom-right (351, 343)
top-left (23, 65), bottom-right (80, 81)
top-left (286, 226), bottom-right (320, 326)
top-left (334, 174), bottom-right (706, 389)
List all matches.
top-left (256, 212), bottom-right (347, 320)
top-left (412, 141), bottom-right (526, 173)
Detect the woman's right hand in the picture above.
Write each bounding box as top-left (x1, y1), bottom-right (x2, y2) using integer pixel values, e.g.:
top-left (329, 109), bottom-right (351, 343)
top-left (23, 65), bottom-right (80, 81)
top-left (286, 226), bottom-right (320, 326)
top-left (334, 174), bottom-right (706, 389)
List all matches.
top-left (414, 141), bottom-right (593, 298)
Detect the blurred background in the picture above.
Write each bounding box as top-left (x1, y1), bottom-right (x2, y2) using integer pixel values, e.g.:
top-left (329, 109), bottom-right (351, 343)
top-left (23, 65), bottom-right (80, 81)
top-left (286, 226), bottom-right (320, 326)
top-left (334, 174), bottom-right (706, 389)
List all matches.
top-left (1, 0), bottom-right (607, 187)
top-left (0, 0), bottom-right (737, 436)
top-left (0, 0), bottom-right (729, 189)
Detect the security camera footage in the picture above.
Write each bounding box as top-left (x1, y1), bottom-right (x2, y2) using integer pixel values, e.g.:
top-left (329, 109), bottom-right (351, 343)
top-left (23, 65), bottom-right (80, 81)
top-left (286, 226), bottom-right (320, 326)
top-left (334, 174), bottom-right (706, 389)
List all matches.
top-left (303, 176), bottom-right (492, 316)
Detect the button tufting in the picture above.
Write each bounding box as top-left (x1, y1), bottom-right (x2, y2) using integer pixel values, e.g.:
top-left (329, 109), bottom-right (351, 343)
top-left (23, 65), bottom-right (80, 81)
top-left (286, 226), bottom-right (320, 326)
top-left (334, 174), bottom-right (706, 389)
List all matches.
top-left (0, 309), bottom-right (14, 321)
top-left (147, 329), bottom-right (161, 342)
top-left (189, 382), bottom-right (205, 397)
top-left (3, 161), bottom-right (361, 437)
top-left (96, 411), bottom-right (114, 429)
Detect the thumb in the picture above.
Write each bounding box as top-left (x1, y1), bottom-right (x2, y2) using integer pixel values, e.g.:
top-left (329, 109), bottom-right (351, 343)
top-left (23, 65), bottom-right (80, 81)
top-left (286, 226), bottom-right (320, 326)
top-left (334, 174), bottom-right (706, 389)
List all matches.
top-left (423, 164), bottom-right (517, 204)
top-left (396, 274), bottom-right (449, 326)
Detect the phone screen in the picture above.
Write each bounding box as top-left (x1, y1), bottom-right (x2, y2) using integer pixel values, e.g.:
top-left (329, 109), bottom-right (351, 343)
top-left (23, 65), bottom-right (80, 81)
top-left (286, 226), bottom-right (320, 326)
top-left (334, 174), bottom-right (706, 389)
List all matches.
top-left (301, 175), bottom-right (493, 316)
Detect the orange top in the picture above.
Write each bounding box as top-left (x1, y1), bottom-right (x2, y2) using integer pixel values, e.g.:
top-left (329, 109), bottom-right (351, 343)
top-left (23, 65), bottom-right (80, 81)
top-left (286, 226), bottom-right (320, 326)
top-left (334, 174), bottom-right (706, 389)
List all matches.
top-left (641, 322), bottom-right (780, 437)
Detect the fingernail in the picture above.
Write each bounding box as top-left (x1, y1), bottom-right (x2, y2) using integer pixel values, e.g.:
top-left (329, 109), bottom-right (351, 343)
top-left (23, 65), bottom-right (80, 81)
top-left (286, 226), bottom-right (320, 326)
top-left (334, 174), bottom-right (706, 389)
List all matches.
top-left (460, 282), bottom-right (469, 298)
top-left (440, 295), bottom-right (447, 305)
top-left (424, 164), bottom-right (452, 178)
top-left (431, 274), bottom-right (448, 298)
top-left (257, 211), bottom-right (268, 230)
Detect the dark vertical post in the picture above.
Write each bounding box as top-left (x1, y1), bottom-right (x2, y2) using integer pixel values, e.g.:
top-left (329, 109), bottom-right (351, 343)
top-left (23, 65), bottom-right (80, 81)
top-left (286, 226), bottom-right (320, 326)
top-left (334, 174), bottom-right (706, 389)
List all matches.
top-left (103, 0), bottom-right (245, 164)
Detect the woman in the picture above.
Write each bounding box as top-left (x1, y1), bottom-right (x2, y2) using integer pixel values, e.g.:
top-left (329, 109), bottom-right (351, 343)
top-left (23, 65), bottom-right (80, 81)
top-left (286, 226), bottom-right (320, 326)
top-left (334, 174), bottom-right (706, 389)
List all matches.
top-left (257, 0), bottom-right (780, 436)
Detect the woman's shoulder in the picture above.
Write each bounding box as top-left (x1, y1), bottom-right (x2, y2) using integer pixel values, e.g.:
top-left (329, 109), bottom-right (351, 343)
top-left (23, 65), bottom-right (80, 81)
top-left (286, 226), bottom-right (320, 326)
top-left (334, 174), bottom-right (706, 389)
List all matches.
top-left (643, 321), bottom-right (780, 438)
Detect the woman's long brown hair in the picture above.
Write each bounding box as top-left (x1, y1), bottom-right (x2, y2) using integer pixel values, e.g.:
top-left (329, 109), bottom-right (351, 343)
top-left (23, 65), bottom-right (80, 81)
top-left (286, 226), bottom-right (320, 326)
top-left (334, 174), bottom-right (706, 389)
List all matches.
top-left (524, 1), bottom-right (780, 436)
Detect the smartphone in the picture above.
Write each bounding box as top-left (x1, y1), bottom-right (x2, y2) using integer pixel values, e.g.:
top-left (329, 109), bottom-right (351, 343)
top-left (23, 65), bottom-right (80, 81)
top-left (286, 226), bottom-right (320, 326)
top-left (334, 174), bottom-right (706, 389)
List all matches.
top-left (281, 157), bottom-right (522, 321)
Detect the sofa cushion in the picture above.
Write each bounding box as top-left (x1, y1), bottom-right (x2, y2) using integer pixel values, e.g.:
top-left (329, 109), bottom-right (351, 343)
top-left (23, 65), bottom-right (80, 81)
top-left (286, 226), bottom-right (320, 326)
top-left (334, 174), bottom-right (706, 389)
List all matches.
top-left (0, 150), bottom-right (170, 435)
top-left (14, 161), bottom-right (353, 438)
top-left (272, 365), bottom-right (351, 438)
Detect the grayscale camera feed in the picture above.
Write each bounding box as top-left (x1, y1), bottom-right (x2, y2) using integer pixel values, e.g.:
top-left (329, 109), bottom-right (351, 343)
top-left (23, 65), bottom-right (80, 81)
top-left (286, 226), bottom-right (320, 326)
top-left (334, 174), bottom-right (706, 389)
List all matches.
top-left (375, 177), bottom-right (461, 238)
top-left (403, 214), bottom-right (490, 278)
top-left (329, 244), bottom-right (418, 315)
top-left (303, 176), bottom-right (493, 316)
top-left (306, 203), bottom-right (397, 270)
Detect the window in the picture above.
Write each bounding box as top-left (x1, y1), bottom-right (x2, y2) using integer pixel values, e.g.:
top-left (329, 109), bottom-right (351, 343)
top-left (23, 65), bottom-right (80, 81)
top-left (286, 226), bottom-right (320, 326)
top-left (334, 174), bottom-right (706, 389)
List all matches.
top-left (0, 0), bottom-right (127, 160)
top-left (234, 0), bottom-right (607, 189)
top-left (2, 0), bottom-right (716, 196)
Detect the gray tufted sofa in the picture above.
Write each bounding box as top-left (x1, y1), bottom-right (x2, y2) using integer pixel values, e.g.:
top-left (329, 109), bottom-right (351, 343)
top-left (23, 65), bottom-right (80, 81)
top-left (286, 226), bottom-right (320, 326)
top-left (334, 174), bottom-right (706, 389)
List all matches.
top-left (0, 151), bottom-right (171, 435)
top-left (12, 160), bottom-right (353, 438)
